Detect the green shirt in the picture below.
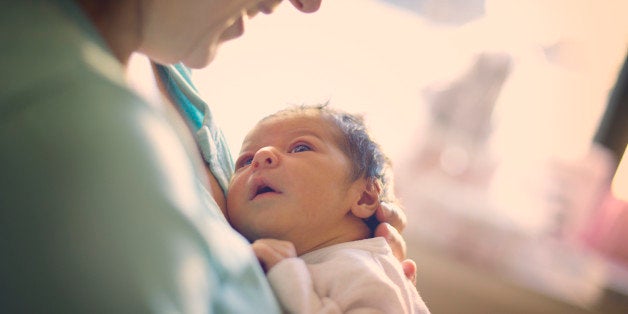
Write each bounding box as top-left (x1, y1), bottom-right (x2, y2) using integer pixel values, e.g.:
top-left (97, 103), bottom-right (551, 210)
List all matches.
top-left (0, 1), bottom-right (280, 313)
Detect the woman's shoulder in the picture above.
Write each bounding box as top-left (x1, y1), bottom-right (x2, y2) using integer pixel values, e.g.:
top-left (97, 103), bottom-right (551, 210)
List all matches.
top-left (1, 0), bottom-right (129, 109)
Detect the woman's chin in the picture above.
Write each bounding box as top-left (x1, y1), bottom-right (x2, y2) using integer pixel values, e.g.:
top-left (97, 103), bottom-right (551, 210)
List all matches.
top-left (182, 47), bottom-right (218, 69)
top-left (182, 55), bottom-right (215, 69)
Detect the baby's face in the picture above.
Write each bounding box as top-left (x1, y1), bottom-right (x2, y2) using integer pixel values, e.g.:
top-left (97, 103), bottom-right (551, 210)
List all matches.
top-left (227, 113), bottom-right (360, 251)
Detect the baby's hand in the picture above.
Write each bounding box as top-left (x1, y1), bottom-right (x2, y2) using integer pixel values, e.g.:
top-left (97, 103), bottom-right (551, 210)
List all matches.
top-left (252, 239), bottom-right (297, 273)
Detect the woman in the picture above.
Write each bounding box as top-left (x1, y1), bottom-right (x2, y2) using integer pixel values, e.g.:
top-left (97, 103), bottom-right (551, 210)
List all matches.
top-left (0, 0), bottom-right (413, 312)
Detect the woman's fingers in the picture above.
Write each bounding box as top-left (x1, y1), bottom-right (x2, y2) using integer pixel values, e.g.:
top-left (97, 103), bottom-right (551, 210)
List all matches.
top-left (375, 223), bottom-right (418, 283)
top-left (375, 202), bottom-right (407, 233)
top-left (374, 223), bottom-right (407, 261)
top-left (401, 259), bottom-right (417, 285)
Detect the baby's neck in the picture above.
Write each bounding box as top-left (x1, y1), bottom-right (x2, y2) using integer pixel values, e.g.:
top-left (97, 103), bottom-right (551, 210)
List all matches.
top-left (293, 215), bottom-right (372, 256)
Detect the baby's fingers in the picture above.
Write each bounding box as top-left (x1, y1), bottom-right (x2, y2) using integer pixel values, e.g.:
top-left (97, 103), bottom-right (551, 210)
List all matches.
top-left (252, 239), bottom-right (296, 272)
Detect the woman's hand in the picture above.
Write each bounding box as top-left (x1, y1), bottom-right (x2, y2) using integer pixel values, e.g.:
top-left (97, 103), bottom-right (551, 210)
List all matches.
top-left (252, 239), bottom-right (297, 273)
top-left (374, 202), bottom-right (417, 284)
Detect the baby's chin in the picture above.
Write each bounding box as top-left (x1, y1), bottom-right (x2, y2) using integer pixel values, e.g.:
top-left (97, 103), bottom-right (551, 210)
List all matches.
top-left (234, 225), bottom-right (268, 244)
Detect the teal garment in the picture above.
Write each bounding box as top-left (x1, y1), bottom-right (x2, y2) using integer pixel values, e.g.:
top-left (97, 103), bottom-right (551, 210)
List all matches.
top-left (0, 1), bottom-right (280, 313)
top-left (154, 63), bottom-right (234, 196)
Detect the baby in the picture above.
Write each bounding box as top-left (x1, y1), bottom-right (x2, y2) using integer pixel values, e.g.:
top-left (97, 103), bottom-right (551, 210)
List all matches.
top-left (227, 105), bottom-right (430, 313)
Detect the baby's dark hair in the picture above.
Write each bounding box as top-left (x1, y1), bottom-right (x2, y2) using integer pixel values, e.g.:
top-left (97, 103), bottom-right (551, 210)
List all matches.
top-left (262, 104), bottom-right (397, 206)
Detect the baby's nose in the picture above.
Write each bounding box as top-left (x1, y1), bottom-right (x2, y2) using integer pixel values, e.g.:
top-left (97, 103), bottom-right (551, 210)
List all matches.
top-left (252, 147), bottom-right (279, 168)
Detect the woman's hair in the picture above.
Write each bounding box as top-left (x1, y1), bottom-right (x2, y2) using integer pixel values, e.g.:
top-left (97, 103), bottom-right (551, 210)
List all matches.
top-left (261, 104), bottom-right (397, 205)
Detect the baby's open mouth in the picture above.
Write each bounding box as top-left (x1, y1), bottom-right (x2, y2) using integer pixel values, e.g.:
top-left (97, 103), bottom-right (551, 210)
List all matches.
top-left (256, 185), bottom-right (276, 196)
top-left (250, 181), bottom-right (280, 200)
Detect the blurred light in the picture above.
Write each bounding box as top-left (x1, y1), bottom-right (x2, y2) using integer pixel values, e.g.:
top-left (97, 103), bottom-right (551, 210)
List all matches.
top-left (440, 145), bottom-right (469, 176)
top-left (611, 144), bottom-right (628, 202)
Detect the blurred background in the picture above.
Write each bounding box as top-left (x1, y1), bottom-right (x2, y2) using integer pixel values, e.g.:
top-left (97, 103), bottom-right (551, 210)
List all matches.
top-left (130, 0), bottom-right (628, 312)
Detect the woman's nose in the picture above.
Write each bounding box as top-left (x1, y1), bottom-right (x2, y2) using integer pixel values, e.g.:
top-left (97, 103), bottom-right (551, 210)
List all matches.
top-left (288, 0), bottom-right (322, 13)
top-left (252, 147), bottom-right (279, 169)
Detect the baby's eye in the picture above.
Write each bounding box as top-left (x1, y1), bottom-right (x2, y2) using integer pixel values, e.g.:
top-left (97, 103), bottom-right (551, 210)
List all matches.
top-left (290, 144), bottom-right (312, 153)
top-left (236, 156), bottom-right (253, 170)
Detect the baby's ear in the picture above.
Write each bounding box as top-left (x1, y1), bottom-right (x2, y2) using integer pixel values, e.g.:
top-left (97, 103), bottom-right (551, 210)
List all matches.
top-left (350, 179), bottom-right (381, 219)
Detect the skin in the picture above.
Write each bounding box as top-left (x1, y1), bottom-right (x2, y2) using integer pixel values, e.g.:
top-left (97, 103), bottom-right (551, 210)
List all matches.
top-left (227, 113), bottom-right (380, 256)
top-left (77, 0), bottom-right (320, 68)
top-left (229, 113), bottom-right (416, 279)
top-left (76, 0), bottom-right (414, 280)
